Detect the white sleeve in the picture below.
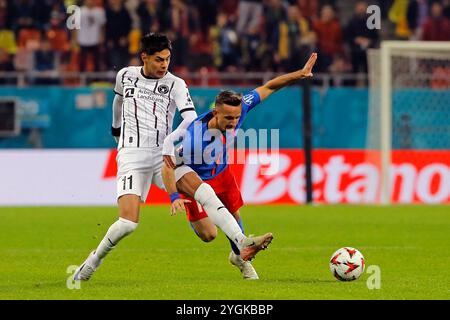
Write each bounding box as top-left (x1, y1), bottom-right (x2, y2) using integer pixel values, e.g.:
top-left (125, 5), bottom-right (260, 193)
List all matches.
top-left (162, 79), bottom-right (197, 156)
top-left (162, 110), bottom-right (197, 156)
top-left (112, 94), bottom-right (123, 129)
top-left (113, 68), bottom-right (127, 96)
top-left (172, 79), bottom-right (196, 115)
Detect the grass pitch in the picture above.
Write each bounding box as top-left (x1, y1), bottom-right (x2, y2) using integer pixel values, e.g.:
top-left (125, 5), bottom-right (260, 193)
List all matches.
top-left (0, 205), bottom-right (449, 300)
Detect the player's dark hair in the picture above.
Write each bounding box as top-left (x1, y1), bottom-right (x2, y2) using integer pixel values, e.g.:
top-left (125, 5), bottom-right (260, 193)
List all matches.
top-left (215, 90), bottom-right (242, 107)
top-left (139, 33), bottom-right (172, 55)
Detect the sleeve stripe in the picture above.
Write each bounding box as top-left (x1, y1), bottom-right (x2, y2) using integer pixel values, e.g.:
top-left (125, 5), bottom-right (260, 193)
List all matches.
top-left (113, 90), bottom-right (123, 96)
top-left (179, 107), bottom-right (196, 114)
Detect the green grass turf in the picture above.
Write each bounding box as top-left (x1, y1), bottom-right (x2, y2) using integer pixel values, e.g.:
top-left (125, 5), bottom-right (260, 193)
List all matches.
top-left (0, 205), bottom-right (449, 300)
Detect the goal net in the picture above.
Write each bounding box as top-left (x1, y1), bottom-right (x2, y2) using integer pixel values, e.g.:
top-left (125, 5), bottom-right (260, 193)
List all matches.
top-left (367, 41), bottom-right (450, 204)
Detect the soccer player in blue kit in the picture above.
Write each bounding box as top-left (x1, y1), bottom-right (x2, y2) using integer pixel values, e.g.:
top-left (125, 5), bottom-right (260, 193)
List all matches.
top-left (162, 53), bottom-right (317, 279)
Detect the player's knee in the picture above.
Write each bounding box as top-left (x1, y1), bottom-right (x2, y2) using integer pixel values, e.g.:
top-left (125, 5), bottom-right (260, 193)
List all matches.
top-left (198, 228), bottom-right (217, 242)
top-left (118, 196), bottom-right (140, 223)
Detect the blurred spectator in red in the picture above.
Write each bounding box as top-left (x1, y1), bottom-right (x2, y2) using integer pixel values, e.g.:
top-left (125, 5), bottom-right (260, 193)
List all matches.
top-left (105, 0), bottom-right (131, 70)
top-left (292, 0), bottom-right (320, 20)
top-left (74, 0), bottom-right (106, 72)
top-left (313, 4), bottom-right (344, 72)
top-left (46, 4), bottom-right (70, 52)
top-left (219, 0), bottom-right (239, 16)
top-left (345, 1), bottom-right (379, 73)
top-left (421, 1), bottom-right (450, 41)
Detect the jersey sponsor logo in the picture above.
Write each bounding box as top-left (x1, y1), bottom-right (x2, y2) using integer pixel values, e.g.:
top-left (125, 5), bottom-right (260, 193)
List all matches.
top-left (157, 85), bottom-right (170, 94)
top-left (125, 88), bottom-right (135, 98)
top-left (242, 94), bottom-right (254, 105)
top-left (133, 88), bottom-right (165, 103)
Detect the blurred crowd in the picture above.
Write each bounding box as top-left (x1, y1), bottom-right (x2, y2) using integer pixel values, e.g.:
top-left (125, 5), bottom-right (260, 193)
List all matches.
top-left (0, 0), bottom-right (450, 81)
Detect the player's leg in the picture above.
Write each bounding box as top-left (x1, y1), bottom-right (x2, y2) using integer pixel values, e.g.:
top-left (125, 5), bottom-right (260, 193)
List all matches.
top-left (215, 179), bottom-right (259, 280)
top-left (182, 197), bottom-right (218, 242)
top-left (175, 167), bottom-right (273, 261)
top-left (93, 167), bottom-right (152, 260)
top-left (92, 194), bottom-right (141, 260)
top-left (156, 159), bottom-right (217, 242)
top-left (227, 210), bottom-right (259, 280)
top-left (227, 210), bottom-right (243, 256)
top-left (74, 150), bottom-right (150, 281)
top-left (190, 217), bottom-right (218, 242)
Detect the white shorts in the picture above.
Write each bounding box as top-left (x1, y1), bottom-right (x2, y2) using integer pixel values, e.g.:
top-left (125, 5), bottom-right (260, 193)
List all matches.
top-left (116, 148), bottom-right (165, 202)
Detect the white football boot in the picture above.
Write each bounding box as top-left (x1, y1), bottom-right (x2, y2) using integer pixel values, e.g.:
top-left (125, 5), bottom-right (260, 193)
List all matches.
top-left (229, 251), bottom-right (259, 280)
top-left (239, 233), bottom-right (273, 261)
top-left (73, 251), bottom-right (102, 281)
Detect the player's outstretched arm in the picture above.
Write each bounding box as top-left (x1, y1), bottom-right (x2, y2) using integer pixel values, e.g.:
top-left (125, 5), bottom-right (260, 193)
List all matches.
top-left (255, 52), bottom-right (317, 101)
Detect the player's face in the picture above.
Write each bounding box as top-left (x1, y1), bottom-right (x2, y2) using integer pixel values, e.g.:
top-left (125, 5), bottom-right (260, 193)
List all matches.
top-left (141, 49), bottom-right (171, 78)
top-left (214, 104), bottom-right (242, 132)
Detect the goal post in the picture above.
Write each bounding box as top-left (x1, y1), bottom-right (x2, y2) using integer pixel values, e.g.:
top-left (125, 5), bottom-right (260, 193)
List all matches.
top-left (368, 41), bottom-right (450, 204)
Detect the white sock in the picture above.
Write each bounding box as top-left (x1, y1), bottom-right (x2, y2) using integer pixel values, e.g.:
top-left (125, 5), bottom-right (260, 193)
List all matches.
top-left (194, 183), bottom-right (247, 249)
top-left (93, 217), bottom-right (138, 260)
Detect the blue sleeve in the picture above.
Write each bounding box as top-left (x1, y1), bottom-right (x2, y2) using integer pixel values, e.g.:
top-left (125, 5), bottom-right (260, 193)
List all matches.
top-left (242, 90), bottom-right (261, 113)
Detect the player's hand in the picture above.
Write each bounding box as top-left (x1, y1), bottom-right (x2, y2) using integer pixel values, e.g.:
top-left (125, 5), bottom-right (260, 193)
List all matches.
top-left (300, 52), bottom-right (317, 78)
top-left (170, 198), bottom-right (191, 216)
top-left (163, 155), bottom-right (176, 169)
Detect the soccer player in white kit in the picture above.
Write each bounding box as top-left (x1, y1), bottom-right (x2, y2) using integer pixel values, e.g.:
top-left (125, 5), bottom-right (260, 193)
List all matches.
top-left (74, 33), bottom-right (198, 281)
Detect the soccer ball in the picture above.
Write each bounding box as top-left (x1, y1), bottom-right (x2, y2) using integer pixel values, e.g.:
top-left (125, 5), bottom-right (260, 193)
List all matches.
top-left (329, 247), bottom-right (365, 281)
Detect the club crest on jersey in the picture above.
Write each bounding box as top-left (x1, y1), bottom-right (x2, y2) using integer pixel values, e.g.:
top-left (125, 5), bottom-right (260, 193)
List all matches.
top-left (243, 94), bottom-right (253, 105)
top-left (158, 85), bottom-right (170, 94)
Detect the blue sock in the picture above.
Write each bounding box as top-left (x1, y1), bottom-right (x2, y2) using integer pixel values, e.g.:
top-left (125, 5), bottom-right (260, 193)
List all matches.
top-left (227, 219), bottom-right (244, 255)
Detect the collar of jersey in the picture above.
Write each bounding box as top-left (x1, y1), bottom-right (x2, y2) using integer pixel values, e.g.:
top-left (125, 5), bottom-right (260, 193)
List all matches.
top-left (140, 67), bottom-right (167, 80)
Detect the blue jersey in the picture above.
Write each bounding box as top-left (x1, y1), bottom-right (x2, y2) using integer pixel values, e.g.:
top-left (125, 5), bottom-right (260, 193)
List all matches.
top-left (180, 90), bottom-right (261, 180)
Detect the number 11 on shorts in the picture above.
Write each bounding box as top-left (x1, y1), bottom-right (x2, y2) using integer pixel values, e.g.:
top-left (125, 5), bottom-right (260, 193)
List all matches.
top-left (122, 175), bottom-right (133, 190)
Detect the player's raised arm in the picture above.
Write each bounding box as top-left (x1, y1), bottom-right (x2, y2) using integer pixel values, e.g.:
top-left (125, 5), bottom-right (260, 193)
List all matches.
top-left (255, 52), bottom-right (317, 101)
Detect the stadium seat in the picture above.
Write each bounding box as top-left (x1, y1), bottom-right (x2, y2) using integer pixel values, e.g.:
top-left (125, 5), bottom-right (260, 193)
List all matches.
top-left (17, 28), bottom-right (41, 50)
top-left (47, 29), bottom-right (70, 52)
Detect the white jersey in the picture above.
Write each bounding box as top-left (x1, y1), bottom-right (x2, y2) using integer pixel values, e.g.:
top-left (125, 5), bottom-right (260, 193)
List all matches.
top-left (114, 66), bottom-right (195, 149)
